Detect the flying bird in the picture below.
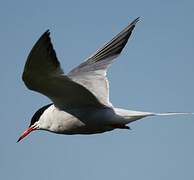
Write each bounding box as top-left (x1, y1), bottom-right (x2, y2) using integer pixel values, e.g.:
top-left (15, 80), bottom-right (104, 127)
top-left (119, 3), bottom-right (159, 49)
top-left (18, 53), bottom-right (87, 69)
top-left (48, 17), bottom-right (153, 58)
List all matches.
top-left (17, 17), bottom-right (192, 142)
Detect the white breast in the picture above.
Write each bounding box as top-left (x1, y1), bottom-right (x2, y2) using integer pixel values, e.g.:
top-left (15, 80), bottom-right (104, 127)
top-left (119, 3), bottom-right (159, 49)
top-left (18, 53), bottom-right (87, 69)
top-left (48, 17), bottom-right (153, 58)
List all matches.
top-left (38, 105), bottom-right (85, 133)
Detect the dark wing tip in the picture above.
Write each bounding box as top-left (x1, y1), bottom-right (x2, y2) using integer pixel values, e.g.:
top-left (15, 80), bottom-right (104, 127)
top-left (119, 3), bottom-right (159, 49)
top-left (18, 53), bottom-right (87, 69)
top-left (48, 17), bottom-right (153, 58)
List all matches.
top-left (125, 17), bottom-right (140, 33)
top-left (22, 29), bottom-right (62, 87)
top-left (43, 29), bottom-right (50, 36)
top-left (95, 17), bottom-right (140, 58)
top-left (124, 17), bottom-right (140, 34)
top-left (68, 17), bottom-right (140, 74)
top-left (46, 29), bottom-right (50, 33)
top-left (131, 17), bottom-right (140, 25)
top-left (37, 29), bottom-right (50, 43)
top-left (41, 30), bottom-right (60, 67)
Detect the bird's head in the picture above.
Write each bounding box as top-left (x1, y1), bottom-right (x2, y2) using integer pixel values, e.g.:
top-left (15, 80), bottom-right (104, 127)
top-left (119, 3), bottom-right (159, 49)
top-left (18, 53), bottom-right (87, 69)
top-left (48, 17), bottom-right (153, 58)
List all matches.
top-left (17, 104), bottom-right (52, 142)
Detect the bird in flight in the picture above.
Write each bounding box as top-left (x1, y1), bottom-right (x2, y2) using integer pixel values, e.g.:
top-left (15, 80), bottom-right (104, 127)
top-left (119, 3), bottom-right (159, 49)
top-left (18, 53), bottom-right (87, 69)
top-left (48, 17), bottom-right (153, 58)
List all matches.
top-left (17, 17), bottom-right (192, 142)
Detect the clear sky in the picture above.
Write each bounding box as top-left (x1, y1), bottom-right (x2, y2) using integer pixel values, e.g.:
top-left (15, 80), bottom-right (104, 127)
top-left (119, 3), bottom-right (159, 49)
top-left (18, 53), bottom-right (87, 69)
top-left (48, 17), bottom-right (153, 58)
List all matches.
top-left (1, 0), bottom-right (194, 179)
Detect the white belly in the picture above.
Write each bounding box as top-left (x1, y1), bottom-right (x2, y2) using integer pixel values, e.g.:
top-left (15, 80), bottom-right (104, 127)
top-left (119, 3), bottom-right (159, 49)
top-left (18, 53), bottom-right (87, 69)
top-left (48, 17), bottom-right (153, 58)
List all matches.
top-left (38, 105), bottom-right (85, 134)
top-left (38, 105), bottom-right (149, 134)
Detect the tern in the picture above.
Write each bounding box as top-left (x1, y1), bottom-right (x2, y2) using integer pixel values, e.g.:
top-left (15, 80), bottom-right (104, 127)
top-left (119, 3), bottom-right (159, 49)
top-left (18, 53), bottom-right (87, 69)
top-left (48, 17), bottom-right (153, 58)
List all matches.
top-left (17, 17), bottom-right (192, 142)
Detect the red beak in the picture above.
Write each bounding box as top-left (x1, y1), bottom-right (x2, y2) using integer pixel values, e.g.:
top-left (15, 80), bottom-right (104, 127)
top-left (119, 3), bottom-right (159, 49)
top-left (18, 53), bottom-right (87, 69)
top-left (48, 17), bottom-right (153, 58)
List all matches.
top-left (17, 126), bottom-right (35, 142)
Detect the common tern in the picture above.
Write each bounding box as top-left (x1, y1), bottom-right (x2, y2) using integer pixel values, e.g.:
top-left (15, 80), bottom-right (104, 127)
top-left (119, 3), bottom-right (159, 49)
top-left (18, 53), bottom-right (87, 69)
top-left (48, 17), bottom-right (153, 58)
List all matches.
top-left (17, 17), bottom-right (192, 142)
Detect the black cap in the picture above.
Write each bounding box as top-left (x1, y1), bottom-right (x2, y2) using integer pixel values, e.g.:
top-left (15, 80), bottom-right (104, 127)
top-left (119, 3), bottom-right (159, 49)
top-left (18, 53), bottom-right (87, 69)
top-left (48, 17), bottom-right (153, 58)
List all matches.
top-left (29, 103), bottom-right (53, 127)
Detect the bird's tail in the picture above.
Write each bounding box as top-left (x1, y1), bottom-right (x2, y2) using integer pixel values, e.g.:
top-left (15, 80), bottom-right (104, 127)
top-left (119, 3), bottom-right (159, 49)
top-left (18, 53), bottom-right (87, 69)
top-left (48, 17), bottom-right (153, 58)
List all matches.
top-left (128, 111), bottom-right (193, 124)
top-left (152, 112), bottom-right (194, 116)
top-left (114, 108), bottom-right (193, 125)
top-left (124, 112), bottom-right (193, 129)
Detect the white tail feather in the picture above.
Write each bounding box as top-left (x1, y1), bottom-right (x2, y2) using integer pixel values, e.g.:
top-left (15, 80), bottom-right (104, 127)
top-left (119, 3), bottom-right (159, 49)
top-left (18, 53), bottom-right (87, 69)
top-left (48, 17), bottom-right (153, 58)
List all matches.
top-left (114, 108), bottom-right (193, 124)
top-left (153, 112), bottom-right (194, 116)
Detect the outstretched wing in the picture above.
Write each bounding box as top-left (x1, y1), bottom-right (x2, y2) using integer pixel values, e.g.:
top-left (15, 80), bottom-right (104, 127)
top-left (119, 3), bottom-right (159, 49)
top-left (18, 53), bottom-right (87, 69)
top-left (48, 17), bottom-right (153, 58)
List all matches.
top-left (22, 30), bottom-right (104, 109)
top-left (68, 17), bottom-right (139, 107)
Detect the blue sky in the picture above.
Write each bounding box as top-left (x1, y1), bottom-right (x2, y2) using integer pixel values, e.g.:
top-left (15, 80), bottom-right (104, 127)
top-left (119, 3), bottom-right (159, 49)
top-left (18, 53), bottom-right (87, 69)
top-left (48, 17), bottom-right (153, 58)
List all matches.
top-left (1, 0), bottom-right (194, 179)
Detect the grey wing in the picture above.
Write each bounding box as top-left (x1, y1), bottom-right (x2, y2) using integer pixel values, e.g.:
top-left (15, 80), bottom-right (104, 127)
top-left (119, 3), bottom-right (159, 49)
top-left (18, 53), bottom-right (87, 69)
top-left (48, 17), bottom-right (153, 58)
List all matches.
top-left (22, 30), bottom-right (104, 109)
top-left (68, 17), bottom-right (139, 107)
